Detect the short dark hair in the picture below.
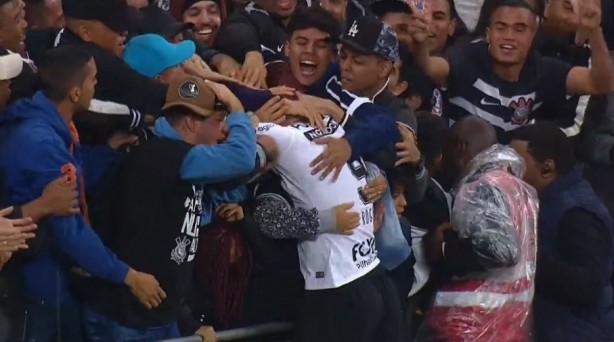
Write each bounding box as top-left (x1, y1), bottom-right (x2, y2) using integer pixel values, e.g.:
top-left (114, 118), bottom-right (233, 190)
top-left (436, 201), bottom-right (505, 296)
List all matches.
top-left (287, 6), bottom-right (340, 44)
top-left (39, 46), bottom-right (92, 101)
top-left (371, 0), bottom-right (411, 18)
top-left (509, 122), bottom-right (575, 175)
top-left (416, 113), bottom-right (449, 169)
top-left (387, 162), bottom-right (417, 195)
top-left (396, 46), bottom-right (432, 101)
top-left (447, 0), bottom-right (458, 19)
top-left (488, 0), bottom-right (538, 25)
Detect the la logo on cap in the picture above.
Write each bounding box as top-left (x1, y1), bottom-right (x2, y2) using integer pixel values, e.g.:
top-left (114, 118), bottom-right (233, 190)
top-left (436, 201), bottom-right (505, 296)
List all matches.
top-left (179, 81), bottom-right (199, 99)
top-left (348, 20), bottom-right (359, 37)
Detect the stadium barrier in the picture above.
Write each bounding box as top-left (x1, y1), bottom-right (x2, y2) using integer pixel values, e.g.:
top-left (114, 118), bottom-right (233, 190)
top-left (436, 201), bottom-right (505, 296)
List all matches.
top-left (160, 322), bottom-right (295, 342)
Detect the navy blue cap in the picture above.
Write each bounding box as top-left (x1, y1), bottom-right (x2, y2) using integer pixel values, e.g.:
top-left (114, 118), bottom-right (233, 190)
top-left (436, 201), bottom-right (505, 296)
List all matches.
top-left (340, 16), bottom-right (399, 61)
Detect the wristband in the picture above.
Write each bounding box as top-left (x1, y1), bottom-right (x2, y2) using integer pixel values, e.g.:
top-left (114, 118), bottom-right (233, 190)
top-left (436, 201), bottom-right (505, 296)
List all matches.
top-left (256, 144), bottom-right (267, 169)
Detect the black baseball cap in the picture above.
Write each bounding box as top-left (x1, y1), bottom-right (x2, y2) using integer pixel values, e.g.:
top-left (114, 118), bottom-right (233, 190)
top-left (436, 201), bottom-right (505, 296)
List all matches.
top-left (340, 16), bottom-right (400, 61)
top-left (182, 0), bottom-right (223, 14)
top-left (62, 0), bottom-right (134, 33)
top-left (139, 4), bottom-right (194, 39)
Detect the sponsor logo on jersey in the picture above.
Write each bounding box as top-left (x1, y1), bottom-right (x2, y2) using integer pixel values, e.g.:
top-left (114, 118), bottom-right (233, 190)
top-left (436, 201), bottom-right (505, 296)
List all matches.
top-left (257, 123), bottom-right (275, 132)
top-left (61, 163), bottom-right (77, 185)
top-left (171, 185), bottom-right (205, 265)
top-left (301, 120), bottom-right (339, 141)
top-left (510, 97), bottom-right (534, 125)
top-left (352, 237), bottom-right (377, 269)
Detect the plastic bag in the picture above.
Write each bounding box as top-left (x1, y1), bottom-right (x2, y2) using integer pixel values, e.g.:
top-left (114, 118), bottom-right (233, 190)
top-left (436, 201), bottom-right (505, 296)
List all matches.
top-left (419, 145), bottom-right (539, 342)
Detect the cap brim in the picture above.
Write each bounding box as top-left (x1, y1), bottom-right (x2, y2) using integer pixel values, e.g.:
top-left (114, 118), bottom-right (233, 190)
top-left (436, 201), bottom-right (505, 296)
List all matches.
top-left (162, 102), bottom-right (215, 117)
top-left (340, 37), bottom-right (377, 56)
top-left (170, 40), bottom-right (196, 68)
top-left (0, 53), bottom-right (23, 80)
top-left (164, 22), bottom-right (194, 39)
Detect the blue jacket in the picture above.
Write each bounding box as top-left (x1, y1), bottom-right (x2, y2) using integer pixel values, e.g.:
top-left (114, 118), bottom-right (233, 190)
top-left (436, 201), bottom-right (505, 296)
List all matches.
top-left (0, 91), bottom-right (129, 305)
top-left (307, 62), bottom-right (401, 161)
top-left (152, 112), bottom-right (255, 225)
top-left (535, 169), bottom-right (614, 341)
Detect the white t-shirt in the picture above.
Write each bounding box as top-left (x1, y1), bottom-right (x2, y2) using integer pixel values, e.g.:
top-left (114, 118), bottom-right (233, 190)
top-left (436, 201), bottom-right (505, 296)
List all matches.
top-left (256, 117), bottom-right (379, 290)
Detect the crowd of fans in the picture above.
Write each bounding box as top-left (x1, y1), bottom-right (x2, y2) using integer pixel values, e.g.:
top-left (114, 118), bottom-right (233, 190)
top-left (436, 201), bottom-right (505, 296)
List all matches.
top-left (0, 0), bottom-right (613, 341)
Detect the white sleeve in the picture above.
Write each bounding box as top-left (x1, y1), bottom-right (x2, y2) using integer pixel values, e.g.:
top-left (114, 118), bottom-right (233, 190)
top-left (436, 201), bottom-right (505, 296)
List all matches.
top-left (256, 123), bottom-right (296, 156)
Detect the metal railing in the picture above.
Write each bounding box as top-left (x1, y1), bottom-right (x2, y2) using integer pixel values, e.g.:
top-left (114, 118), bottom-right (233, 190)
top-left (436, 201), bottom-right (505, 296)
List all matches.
top-left (161, 322), bottom-right (294, 342)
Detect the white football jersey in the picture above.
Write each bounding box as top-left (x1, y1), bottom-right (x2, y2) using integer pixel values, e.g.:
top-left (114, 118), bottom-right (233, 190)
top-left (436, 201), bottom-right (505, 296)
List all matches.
top-left (257, 117), bottom-right (379, 290)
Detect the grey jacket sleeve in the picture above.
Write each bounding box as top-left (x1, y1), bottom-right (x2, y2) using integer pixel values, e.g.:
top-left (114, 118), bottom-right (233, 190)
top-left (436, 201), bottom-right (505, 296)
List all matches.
top-left (407, 162), bottom-right (428, 205)
top-left (575, 95), bottom-right (614, 165)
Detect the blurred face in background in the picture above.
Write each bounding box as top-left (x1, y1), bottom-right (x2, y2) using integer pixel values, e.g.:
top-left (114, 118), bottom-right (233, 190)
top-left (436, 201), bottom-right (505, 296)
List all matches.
top-left (183, 0), bottom-right (222, 46)
top-left (126, 0), bottom-right (149, 8)
top-left (0, 0), bottom-right (28, 54)
top-left (156, 64), bottom-right (187, 84)
top-left (426, 0), bottom-right (456, 55)
top-left (392, 184), bottom-right (407, 217)
top-left (380, 10), bottom-right (413, 48)
top-left (388, 59), bottom-right (408, 97)
top-left (255, 0), bottom-right (296, 20)
top-left (319, 0), bottom-right (346, 22)
top-left (73, 58), bottom-right (97, 112)
top-left (286, 27), bottom-right (335, 86)
top-left (25, 0), bottom-right (63, 29)
top-left (83, 20), bottom-right (127, 56)
top-left (486, 6), bottom-right (537, 66)
top-left (543, 0), bottom-right (577, 36)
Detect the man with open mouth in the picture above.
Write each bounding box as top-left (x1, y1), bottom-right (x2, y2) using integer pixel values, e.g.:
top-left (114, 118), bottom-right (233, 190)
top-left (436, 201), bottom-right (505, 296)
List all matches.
top-left (182, 0), bottom-right (223, 48)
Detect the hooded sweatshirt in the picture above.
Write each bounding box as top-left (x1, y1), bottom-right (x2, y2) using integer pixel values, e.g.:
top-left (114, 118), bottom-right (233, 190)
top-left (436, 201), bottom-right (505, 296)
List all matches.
top-left (0, 91), bottom-right (129, 305)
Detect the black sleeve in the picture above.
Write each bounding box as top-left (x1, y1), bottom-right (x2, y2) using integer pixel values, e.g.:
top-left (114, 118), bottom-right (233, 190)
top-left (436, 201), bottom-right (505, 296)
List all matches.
top-left (177, 305), bottom-right (202, 337)
top-left (444, 41), bottom-right (475, 90)
top-left (440, 229), bottom-right (486, 276)
top-left (230, 210), bottom-right (285, 269)
top-left (536, 208), bottom-right (613, 309)
top-left (216, 13), bottom-right (261, 63)
top-left (92, 51), bottom-right (168, 115)
top-left (537, 55), bottom-right (573, 98)
top-left (10, 207), bottom-right (49, 260)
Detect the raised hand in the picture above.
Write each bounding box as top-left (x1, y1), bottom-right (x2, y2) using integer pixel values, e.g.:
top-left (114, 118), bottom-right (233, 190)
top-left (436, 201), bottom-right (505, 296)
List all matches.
top-left (204, 80), bottom-right (244, 112)
top-left (241, 51), bottom-right (268, 89)
top-left (408, 1), bottom-right (431, 44)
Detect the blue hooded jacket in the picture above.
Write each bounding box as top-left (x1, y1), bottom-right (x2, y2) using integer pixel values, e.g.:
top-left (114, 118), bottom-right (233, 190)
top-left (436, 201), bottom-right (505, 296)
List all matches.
top-left (0, 91), bottom-right (129, 305)
top-left (152, 111), bottom-right (256, 225)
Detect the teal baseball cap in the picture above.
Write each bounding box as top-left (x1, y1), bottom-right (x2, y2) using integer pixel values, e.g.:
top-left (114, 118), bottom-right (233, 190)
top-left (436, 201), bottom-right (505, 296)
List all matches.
top-left (123, 34), bottom-right (196, 78)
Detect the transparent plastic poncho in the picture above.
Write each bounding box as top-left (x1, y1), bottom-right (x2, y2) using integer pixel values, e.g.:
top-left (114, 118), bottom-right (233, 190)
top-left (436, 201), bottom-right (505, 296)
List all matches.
top-left (420, 145), bottom-right (539, 342)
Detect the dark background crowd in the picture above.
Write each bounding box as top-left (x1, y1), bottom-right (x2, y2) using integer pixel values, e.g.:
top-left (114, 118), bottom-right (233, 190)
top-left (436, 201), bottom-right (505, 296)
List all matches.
top-left (0, 0), bottom-right (613, 341)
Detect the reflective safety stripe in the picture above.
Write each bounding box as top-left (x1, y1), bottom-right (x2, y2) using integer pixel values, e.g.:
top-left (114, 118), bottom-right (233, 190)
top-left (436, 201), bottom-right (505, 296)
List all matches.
top-left (433, 288), bottom-right (533, 308)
